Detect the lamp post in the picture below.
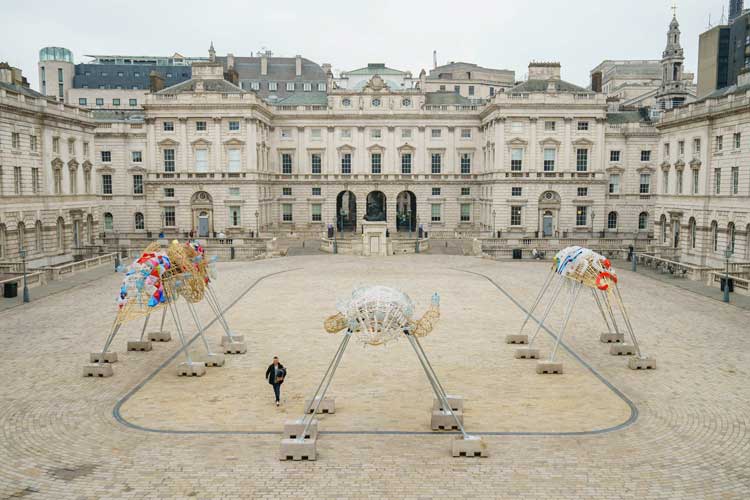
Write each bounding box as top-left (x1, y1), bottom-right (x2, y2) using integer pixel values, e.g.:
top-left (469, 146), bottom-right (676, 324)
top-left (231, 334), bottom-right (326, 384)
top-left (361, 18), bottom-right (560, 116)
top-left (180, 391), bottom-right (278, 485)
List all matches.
top-left (492, 209), bottom-right (497, 238)
top-left (254, 210), bottom-right (259, 238)
top-left (591, 209), bottom-right (596, 238)
top-left (723, 245), bottom-right (733, 303)
top-left (19, 248), bottom-right (29, 303)
top-left (415, 213), bottom-right (419, 254)
top-left (333, 217), bottom-right (338, 254)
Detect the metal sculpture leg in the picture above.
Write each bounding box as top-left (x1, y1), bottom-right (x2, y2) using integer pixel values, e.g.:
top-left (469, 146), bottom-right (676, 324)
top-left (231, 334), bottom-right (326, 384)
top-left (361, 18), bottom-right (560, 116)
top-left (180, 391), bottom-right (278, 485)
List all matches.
top-left (185, 301), bottom-right (214, 355)
top-left (519, 271), bottom-right (555, 334)
top-left (548, 282), bottom-right (582, 362)
top-left (612, 285), bottom-right (643, 358)
top-left (297, 331), bottom-right (352, 442)
top-left (527, 277), bottom-right (566, 348)
top-left (406, 333), bottom-right (468, 439)
top-left (166, 299), bottom-right (194, 363)
top-left (591, 289), bottom-right (612, 333)
top-left (98, 321), bottom-right (122, 363)
top-left (204, 285), bottom-right (234, 338)
top-left (138, 313), bottom-right (152, 341)
top-left (412, 335), bottom-right (450, 404)
top-left (600, 290), bottom-right (622, 335)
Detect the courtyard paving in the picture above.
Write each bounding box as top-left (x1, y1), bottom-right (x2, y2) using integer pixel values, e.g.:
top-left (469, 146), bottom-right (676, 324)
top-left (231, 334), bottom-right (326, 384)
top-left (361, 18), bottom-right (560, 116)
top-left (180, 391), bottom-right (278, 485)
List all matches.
top-left (0, 254), bottom-right (748, 499)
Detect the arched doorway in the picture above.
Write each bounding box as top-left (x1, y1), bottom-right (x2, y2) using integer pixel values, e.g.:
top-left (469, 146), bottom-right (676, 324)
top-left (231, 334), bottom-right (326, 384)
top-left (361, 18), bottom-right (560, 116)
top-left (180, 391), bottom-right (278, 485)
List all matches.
top-left (396, 191), bottom-right (416, 232)
top-left (191, 191), bottom-right (213, 236)
top-left (542, 211), bottom-right (554, 237)
top-left (365, 191), bottom-right (387, 222)
top-left (336, 191), bottom-right (357, 232)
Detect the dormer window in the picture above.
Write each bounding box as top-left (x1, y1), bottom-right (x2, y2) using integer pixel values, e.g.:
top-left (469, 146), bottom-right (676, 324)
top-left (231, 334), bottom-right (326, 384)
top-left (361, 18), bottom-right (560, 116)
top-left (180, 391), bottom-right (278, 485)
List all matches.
top-left (286, 82), bottom-right (295, 91)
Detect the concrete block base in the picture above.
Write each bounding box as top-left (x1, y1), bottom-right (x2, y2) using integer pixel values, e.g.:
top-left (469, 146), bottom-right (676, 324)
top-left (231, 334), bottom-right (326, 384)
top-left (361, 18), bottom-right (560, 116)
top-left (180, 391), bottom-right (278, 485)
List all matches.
top-left (83, 364), bottom-right (113, 378)
top-left (515, 348), bottom-right (540, 359)
top-left (628, 356), bottom-right (657, 370)
top-left (452, 436), bottom-right (489, 458)
top-left (305, 396), bottom-right (335, 414)
top-left (177, 361), bottom-right (206, 377)
top-left (200, 353), bottom-right (225, 367)
top-left (283, 419), bottom-right (318, 440)
top-left (127, 341), bottom-right (152, 352)
top-left (220, 334), bottom-right (245, 346)
top-left (600, 332), bottom-right (625, 343)
top-left (89, 351), bottom-right (117, 363)
top-left (505, 334), bottom-right (528, 345)
top-left (148, 331), bottom-right (171, 342)
top-left (223, 341), bottom-right (247, 354)
top-left (279, 438), bottom-right (317, 461)
top-left (433, 395), bottom-right (464, 412)
top-left (536, 361), bottom-right (563, 374)
top-left (431, 410), bottom-right (464, 431)
top-left (610, 344), bottom-right (636, 356)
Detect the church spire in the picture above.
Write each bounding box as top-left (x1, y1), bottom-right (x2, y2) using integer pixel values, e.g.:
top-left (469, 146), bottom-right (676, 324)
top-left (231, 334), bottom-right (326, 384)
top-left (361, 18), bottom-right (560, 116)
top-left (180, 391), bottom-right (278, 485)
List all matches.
top-left (209, 41), bottom-right (216, 62)
top-left (656, 6), bottom-right (688, 111)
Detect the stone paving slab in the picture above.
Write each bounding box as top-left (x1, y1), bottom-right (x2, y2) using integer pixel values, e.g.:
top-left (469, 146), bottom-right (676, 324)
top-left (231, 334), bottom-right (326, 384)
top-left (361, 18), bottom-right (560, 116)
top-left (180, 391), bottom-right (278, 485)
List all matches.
top-left (0, 255), bottom-right (748, 499)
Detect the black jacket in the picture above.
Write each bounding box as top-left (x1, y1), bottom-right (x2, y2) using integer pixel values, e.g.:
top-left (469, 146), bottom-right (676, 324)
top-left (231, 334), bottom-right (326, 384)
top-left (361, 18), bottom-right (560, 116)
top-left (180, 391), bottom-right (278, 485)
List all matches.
top-left (265, 363), bottom-right (286, 385)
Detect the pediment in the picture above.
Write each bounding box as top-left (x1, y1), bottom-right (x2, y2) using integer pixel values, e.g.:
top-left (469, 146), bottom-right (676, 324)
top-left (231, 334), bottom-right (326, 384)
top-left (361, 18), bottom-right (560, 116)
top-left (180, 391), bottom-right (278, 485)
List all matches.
top-left (158, 138), bottom-right (180, 146)
top-left (539, 136), bottom-right (561, 146)
top-left (223, 138), bottom-right (245, 146)
top-left (337, 143), bottom-right (356, 151)
top-left (637, 164), bottom-right (655, 173)
top-left (367, 143), bottom-right (385, 151)
top-left (97, 165), bottom-right (114, 173)
top-left (128, 166), bottom-right (147, 173)
top-left (572, 138), bottom-right (594, 146)
top-left (606, 165), bottom-right (625, 174)
top-left (398, 143), bottom-right (416, 152)
top-left (191, 138), bottom-right (212, 146)
top-left (507, 137), bottom-right (528, 146)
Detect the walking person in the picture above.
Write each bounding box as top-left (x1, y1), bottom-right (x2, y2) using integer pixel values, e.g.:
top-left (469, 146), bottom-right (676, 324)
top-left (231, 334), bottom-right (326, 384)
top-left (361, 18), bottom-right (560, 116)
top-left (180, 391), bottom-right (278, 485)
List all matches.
top-left (265, 356), bottom-right (286, 406)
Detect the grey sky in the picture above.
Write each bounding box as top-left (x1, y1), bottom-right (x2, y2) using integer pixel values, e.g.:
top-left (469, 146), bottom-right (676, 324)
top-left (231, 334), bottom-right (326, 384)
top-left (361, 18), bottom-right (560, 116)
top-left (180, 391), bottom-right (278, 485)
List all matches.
top-left (0, 0), bottom-right (728, 90)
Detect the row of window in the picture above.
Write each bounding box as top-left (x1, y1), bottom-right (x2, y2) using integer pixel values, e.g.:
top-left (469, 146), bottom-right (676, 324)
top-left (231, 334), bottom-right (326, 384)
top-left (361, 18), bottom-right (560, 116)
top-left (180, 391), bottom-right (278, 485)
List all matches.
top-left (162, 120), bottom-right (241, 132)
top-left (511, 148), bottom-right (591, 172)
top-left (505, 207), bottom-right (648, 230)
top-left (3, 133), bottom-right (90, 157)
top-left (0, 165), bottom-right (93, 195)
top-left (81, 70), bottom-right (187, 79)
top-left (78, 97), bottom-right (138, 107)
top-left (279, 127), bottom-right (474, 140)
top-left (240, 81), bottom-right (326, 92)
top-left (714, 133), bottom-right (741, 152)
top-left (279, 152), bottom-right (473, 175)
top-left (0, 218), bottom-right (77, 258)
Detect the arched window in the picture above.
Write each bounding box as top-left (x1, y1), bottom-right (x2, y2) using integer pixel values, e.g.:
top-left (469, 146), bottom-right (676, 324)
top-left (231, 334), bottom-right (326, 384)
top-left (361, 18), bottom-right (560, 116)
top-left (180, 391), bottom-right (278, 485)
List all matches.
top-left (710, 221), bottom-right (718, 252)
top-left (638, 212), bottom-right (648, 231)
top-left (17, 222), bottom-right (25, 252)
top-left (660, 214), bottom-right (667, 243)
top-left (134, 212), bottom-right (144, 230)
top-left (35, 221), bottom-right (43, 252)
top-left (689, 217), bottom-right (696, 249)
top-left (728, 222), bottom-right (736, 253)
top-left (104, 213), bottom-right (114, 231)
top-left (56, 217), bottom-right (65, 250)
top-left (607, 211), bottom-right (618, 230)
top-left (0, 224), bottom-right (6, 259)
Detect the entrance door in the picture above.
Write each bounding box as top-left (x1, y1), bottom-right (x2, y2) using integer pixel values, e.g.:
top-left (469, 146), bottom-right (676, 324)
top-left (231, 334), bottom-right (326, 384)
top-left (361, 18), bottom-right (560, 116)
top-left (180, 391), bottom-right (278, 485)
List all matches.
top-left (198, 212), bottom-right (209, 237)
top-left (396, 191), bottom-right (417, 232)
top-left (543, 212), bottom-right (553, 237)
top-left (336, 191), bottom-right (357, 232)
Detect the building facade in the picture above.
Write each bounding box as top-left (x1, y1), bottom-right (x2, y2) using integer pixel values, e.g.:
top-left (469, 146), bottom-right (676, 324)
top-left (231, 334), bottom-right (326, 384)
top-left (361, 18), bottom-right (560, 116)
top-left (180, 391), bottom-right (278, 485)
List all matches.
top-left (0, 64), bottom-right (99, 264)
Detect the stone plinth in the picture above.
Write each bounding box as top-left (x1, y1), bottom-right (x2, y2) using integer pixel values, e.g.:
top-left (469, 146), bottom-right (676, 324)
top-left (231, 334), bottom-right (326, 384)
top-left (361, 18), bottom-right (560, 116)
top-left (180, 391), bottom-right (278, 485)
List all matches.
top-left (83, 364), bottom-right (113, 377)
top-left (283, 419), bottom-right (319, 440)
top-left (177, 361), bottom-right (206, 377)
top-left (305, 396), bottom-right (335, 414)
top-left (600, 332), bottom-right (625, 343)
top-left (200, 353), bottom-right (225, 367)
top-left (223, 341), bottom-right (247, 354)
top-left (628, 356), bottom-right (657, 370)
top-left (89, 352), bottom-right (117, 363)
top-left (431, 410), bottom-right (463, 430)
top-left (279, 438), bottom-right (317, 461)
top-left (220, 334), bottom-right (245, 346)
top-left (536, 361), bottom-right (563, 374)
top-left (451, 436), bottom-right (489, 458)
top-left (148, 331), bottom-right (171, 342)
top-left (362, 221), bottom-right (388, 257)
top-left (432, 395), bottom-right (464, 412)
top-left (610, 344), bottom-right (636, 356)
top-left (515, 348), bottom-right (540, 359)
top-left (127, 341), bottom-right (152, 352)
top-left (505, 334), bottom-right (528, 344)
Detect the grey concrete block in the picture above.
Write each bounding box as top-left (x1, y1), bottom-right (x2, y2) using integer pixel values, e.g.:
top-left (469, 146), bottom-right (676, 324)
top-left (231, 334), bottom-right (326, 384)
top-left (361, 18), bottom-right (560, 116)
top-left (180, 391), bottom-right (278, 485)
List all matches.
top-left (223, 341), bottom-right (247, 354)
top-left (148, 330), bottom-right (171, 342)
top-left (83, 363), bottom-right (113, 378)
top-left (305, 396), bottom-right (335, 414)
top-left (279, 438), bottom-right (317, 461)
top-left (127, 341), bottom-right (152, 352)
top-left (515, 348), bottom-right (540, 359)
top-left (451, 436), bottom-right (488, 458)
top-left (220, 334), bottom-right (245, 346)
top-left (433, 395), bottom-right (464, 412)
top-left (431, 410), bottom-right (464, 431)
top-left (628, 356), bottom-right (657, 370)
top-left (177, 361), bottom-right (206, 377)
top-left (600, 332), bottom-right (625, 343)
top-left (200, 353), bottom-right (225, 367)
top-left (610, 344), bottom-right (636, 356)
top-left (89, 352), bottom-right (117, 363)
top-left (505, 334), bottom-right (528, 344)
top-left (283, 419), bottom-right (318, 440)
top-left (536, 361), bottom-right (563, 374)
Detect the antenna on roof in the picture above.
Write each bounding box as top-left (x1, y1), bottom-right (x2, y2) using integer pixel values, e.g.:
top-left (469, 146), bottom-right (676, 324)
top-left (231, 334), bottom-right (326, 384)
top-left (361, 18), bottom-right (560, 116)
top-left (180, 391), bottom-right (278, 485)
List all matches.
top-left (720, 5), bottom-right (726, 24)
top-left (433, 50), bottom-right (437, 69)
top-left (707, 13), bottom-right (712, 29)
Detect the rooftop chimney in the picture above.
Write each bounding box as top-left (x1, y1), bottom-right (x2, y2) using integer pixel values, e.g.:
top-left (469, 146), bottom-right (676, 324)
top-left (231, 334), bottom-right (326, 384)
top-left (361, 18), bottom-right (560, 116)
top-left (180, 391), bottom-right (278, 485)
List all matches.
top-left (528, 61), bottom-right (561, 81)
top-left (149, 70), bottom-right (165, 92)
top-left (295, 55), bottom-right (302, 77)
top-left (227, 53), bottom-right (235, 69)
top-left (261, 53), bottom-right (268, 76)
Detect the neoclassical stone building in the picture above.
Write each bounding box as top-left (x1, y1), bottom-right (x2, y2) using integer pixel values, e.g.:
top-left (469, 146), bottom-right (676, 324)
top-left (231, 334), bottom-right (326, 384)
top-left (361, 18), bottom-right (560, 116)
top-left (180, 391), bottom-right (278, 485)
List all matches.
top-left (0, 63), bottom-right (99, 264)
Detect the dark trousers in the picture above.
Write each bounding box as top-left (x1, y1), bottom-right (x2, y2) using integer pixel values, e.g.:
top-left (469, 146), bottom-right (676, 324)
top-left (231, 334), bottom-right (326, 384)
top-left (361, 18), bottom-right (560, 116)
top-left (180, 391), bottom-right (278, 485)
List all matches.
top-left (272, 383), bottom-right (281, 402)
